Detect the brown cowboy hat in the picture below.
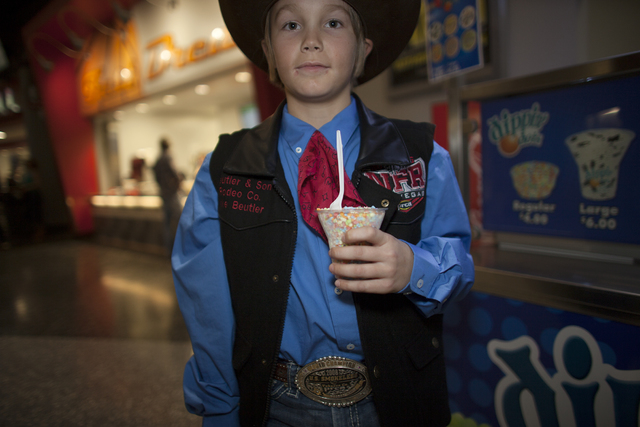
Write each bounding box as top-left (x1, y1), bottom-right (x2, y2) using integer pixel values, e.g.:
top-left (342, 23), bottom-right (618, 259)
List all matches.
top-left (219, 0), bottom-right (421, 84)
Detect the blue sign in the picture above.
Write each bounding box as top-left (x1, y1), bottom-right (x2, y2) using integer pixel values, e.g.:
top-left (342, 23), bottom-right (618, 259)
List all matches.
top-left (481, 74), bottom-right (640, 244)
top-left (443, 292), bottom-right (640, 427)
top-left (426, 0), bottom-right (483, 81)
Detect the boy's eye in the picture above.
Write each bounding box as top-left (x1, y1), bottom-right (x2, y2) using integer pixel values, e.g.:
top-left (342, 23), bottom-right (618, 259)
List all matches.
top-left (326, 19), bottom-right (342, 28)
top-left (284, 21), bottom-right (300, 30)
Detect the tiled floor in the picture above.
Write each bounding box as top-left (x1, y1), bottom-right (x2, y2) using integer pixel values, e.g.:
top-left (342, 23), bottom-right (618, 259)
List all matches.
top-left (0, 239), bottom-right (201, 426)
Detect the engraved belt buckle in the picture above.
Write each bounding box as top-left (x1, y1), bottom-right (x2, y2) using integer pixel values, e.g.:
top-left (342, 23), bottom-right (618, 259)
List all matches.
top-left (295, 356), bottom-right (372, 407)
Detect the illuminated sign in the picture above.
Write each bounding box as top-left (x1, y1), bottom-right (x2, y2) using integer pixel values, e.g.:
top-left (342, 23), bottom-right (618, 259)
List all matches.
top-left (75, 0), bottom-right (239, 116)
top-left (78, 18), bottom-right (142, 116)
top-left (145, 30), bottom-right (235, 80)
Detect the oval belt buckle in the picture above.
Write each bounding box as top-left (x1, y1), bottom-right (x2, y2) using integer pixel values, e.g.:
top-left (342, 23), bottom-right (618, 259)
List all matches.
top-left (295, 356), bottom-right (372, 407)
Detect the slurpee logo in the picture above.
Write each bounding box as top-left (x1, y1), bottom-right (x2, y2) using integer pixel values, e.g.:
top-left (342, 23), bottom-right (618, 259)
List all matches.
top-left (488, 325), bottom-right (640, 426)
top-left (487, 103), bottom-right (550, 157)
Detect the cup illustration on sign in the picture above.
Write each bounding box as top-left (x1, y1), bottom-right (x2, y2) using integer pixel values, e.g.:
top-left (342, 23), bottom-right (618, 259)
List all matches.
top-left (565, 129), bottom-right (634, 200)
top-left (510, 161), bottom-right (559, 200)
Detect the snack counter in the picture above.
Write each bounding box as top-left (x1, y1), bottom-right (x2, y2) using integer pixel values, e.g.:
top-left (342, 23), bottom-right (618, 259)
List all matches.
top-left (472, 244), bottom-right (640, 326)
top-left (90, 195), bottom-right (166, 255)
top-left (442, 52), bottom-right (640, 427)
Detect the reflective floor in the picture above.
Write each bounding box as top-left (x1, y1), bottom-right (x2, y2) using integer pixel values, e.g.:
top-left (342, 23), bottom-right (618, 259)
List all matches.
top-left (0, 239), bottom-right (201, 426)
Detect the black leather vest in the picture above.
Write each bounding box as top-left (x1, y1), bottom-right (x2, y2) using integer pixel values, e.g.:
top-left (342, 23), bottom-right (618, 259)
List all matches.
top-left (209, 96), bottom-right (451, 427)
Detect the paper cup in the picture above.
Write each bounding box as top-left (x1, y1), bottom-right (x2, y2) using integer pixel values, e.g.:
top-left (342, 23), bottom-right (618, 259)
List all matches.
top-left (565, 128), bottom-right (634, 200)
top-left (317, 207), bottom-right (386, 249)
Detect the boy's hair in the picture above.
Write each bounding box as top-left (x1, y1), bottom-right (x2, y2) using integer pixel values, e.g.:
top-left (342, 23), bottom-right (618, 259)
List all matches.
top-left (262, 3), bottom-right (367, 89)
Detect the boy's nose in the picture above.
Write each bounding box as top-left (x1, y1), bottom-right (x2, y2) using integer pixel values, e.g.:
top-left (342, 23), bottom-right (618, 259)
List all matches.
top-left (302, 31), bottom-right (322, 52)
top-left (303, 44), bottom-right (321, 51)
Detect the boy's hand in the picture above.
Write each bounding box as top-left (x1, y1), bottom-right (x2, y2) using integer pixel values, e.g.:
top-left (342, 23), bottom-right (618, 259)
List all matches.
top-left (328, 227), bottom-right (414, 294)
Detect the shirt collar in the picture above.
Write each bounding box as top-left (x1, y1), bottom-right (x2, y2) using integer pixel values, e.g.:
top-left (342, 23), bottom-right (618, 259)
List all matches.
top-left (280, 97), bottom-right (359, 151)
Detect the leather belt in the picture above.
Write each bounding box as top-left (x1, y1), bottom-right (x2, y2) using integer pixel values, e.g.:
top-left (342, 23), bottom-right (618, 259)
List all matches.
top-left (274, 360), bottom-right (289, 383)
top-left (273, 356), bottom-right (372, 407)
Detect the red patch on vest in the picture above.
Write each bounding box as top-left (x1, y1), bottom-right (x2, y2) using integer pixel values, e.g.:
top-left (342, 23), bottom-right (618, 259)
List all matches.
top-left (363, 158), bottom-right (426, 212)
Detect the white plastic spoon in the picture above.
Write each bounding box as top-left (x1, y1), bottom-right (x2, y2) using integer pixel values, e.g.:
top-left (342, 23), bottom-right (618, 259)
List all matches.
top-left (329, 130), bottom-right (344, 210)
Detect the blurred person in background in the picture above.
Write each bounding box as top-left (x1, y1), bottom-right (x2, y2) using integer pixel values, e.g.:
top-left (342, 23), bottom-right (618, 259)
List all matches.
top-left (153, 138), bottom-right (182, 255)
top-left (0, 189), bottom-right (9, 249)
top-left (3, 155), bottom-right (43, 244)
top-left (20, 158), bottom-right (44, 241)
top-left (130, 153), bottom-right (146, 183)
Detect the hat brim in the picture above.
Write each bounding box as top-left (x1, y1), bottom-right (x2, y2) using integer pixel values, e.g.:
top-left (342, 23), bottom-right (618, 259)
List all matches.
top-left (219, 0), bottom-right (421, 85)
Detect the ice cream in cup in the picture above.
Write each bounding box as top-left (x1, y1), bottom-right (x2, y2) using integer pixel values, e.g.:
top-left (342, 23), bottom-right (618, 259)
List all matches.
top-left (510, 161), bottom-right (559, 200)
top-left (317, 207), bottom-right (386, 250)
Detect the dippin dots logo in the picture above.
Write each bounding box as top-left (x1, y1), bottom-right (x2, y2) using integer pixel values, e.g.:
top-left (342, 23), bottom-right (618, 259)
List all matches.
top-left (487, 103), bottom-right (550, 157)
top-left (488, 325), bottom-right (640, 427)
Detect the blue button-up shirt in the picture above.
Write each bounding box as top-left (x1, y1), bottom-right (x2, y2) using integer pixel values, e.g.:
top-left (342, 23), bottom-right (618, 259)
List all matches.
top-left (172, 98), bottom-right (474, 426)
top-left (277, 99), bottom-right (365, 363)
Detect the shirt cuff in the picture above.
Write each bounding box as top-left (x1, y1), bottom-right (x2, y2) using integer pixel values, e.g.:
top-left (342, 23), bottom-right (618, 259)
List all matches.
top-left (398, 241), bottom-right (439, 299)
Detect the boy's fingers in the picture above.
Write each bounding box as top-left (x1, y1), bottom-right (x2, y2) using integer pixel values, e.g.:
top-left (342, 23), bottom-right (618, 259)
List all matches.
top-left (334, 278), bottom-right (397, 294)
top-left (329, 258), bottom-right (381, 279)
top-left (342, 227), bottom-right (384, 245)
top-left (328, 228), bottom-right (387, 261)
top-left (329, 244), bottom-right (377, 263)
top-left (328, 236), bottom-right (414, 294)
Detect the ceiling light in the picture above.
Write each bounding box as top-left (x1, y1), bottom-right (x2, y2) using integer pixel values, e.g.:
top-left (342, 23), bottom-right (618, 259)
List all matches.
top-left (235, 72), bottom-right (252, 83)
top-left (195, 84), bottom-right (210, 95)
top-left (0, 131), bottom-right (6, 139)
top-left (601, 107), bottom-right (620, 115)
top-left (211, 28), bottom-right (225, 40)
top-left (163, 95), bottom-right (177, 105)
top-left (161, 50), bottom-right (172, 61)
top-left (120, 68), bottom-right (132, 79)
top-left (135, 103), bottom-right (149, 113)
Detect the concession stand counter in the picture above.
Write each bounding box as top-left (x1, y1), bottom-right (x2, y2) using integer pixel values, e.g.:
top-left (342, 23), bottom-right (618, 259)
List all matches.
top-left (442, 52), bottom-right (640, 427)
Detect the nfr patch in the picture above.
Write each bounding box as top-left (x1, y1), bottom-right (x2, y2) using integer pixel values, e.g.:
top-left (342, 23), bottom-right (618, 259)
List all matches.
top-left (363, 158), bottom-right (426, 212)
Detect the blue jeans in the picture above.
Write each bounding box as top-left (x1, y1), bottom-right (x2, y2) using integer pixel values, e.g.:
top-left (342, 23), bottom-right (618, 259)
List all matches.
top-left (266, 361), bottom-right (381, 427)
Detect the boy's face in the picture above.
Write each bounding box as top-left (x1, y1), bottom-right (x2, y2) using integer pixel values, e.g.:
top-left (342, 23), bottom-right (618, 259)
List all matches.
top-left (266, 0), bottom-right (371, 105)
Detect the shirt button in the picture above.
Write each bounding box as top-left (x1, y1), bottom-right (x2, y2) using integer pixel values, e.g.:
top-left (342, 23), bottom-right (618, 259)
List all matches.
top-left (295, 147), bottom-right (302, 154)
top-left (334, 287), bottom-right (343, 295)
top-left (346, 343), bottom-right (355, 351)
top-left (417, 279), bottom-right (424, 288)
top-left (373, 366), bottom-right (380, 378)
top-left (381, 199), bottom-right (390, 208)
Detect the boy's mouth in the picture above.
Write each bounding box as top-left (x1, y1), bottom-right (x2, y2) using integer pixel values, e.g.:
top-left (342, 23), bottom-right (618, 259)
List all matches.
top-left (297, 62), bottom-right (329, 72)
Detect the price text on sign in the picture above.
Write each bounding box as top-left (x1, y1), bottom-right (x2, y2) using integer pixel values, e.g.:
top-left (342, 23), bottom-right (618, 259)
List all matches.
top-left (579, 203), bottom-right (619, 231)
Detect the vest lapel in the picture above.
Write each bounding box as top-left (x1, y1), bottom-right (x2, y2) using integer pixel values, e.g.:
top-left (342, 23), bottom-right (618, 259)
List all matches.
top-left (354, 94), bottom-right (412, 170)
top-left (223, 102), bottom-right (285, 177)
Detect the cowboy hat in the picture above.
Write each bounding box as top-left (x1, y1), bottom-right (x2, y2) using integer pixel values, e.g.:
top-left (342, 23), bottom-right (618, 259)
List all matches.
top-left (219, 0), bottom-right (421, 84)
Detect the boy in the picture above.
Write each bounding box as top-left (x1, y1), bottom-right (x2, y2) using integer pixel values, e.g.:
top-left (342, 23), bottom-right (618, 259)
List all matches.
top-left (172, 0), bottom-right (475, 426)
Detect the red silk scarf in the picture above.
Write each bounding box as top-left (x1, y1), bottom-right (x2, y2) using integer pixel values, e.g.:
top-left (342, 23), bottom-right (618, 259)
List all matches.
top-left (297, 130), bottom-right (365, 241)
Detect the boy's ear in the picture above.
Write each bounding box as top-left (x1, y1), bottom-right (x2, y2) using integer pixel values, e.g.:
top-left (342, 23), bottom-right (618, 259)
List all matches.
top-left (261, 40), bottom-right (269, 58)
top-left (364, 38), bottom-right (373, 59)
